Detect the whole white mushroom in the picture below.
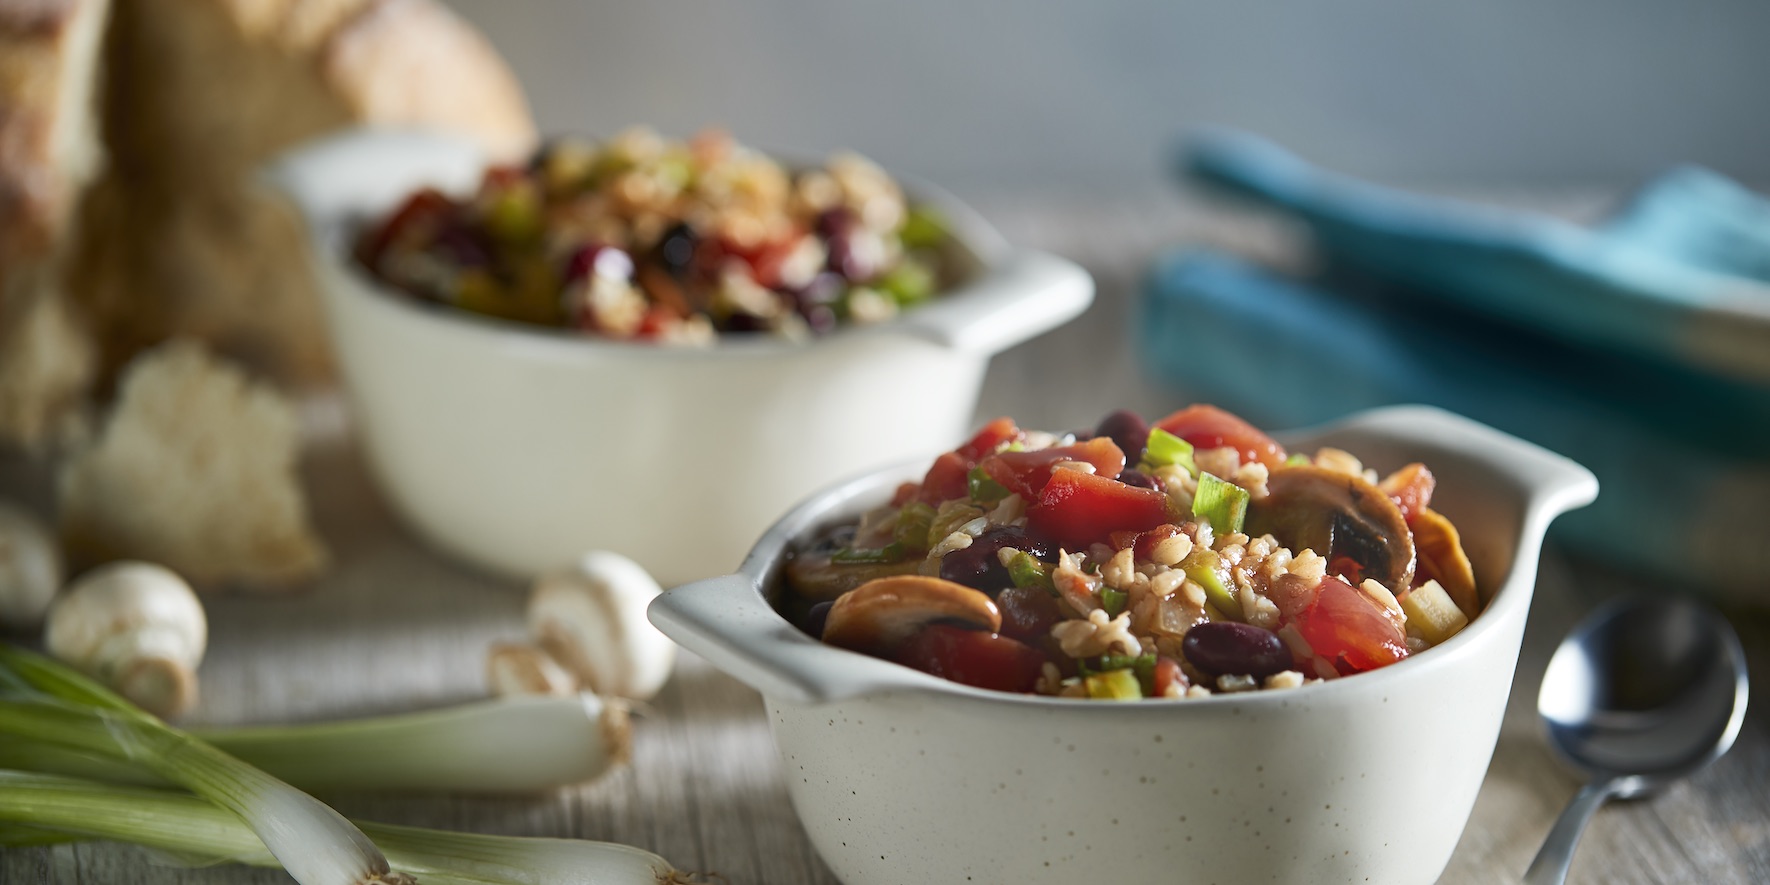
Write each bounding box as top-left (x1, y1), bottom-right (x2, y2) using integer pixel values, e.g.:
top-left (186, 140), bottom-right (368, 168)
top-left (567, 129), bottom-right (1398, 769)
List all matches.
top-left (529, 551), bottom-right (676, 701)
top-left (44, 561), bottom-right (207, 718)
top-left (0, 501), bottom-right (62, 629)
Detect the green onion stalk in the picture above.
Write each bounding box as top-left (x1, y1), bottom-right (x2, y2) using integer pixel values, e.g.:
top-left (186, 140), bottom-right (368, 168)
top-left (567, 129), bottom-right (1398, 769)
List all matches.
top-left (0, 771), bottom-right (697, 885)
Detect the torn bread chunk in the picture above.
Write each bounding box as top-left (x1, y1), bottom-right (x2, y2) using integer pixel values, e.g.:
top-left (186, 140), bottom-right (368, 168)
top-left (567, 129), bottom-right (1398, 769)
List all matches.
top-left (58, 340), bottom-right (327, 589)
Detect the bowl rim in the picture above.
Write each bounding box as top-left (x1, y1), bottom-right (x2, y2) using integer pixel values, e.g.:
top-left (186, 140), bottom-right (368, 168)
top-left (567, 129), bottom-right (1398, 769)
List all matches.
top-left (314, 156), bottom-right (1027, 362)
top-left (650, 404), bottom-right (1599, 711)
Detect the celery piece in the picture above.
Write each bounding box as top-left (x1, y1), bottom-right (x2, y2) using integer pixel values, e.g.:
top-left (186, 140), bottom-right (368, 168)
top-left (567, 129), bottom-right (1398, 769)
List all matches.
top-left (831, 542), bottom-right (905, 564)
top-left (1100, 587), bottom-right (1128, 618)
top-left (1191, 472), bottom-right (1249, 535)
top-left (967, 466), bottom-right (1010, 506)
top-left (1284, 452), bottom-right (1311, 467)
top-left (879, 258), bottom-right (936, 308)
top-left (894, 502), bottom-right (937, 551)
top-left (1007, 551), bottom-right (1054, 591)
top-left (1084, 669), bottom-right (1143, 701)
top-left (898, 205), bottom-right (950, 250)
top-left (1143, 427), bottom-right (1197, 477)
top-left (1183, 550), bottom-right (1241, 621)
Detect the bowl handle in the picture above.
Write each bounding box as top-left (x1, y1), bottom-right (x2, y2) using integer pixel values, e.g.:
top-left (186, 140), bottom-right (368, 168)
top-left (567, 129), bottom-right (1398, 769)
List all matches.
top-left (259, 127), bottom-right (487, 237)
top-left (897, 249), bottom-right (1094, 355)
top-left (649, 575), bottom-right (922, 705)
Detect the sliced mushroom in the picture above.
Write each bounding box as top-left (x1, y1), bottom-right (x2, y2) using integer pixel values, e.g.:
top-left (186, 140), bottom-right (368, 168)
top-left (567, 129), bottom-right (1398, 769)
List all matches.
top-left (821, 575), bottom-right (1001, 658)
top-left (1412, 506), bottom-right (1478, 618)
top-left (785, 528), bottom-right (924, 603)
top-left (1246, 464), bottom-right (1415, 590)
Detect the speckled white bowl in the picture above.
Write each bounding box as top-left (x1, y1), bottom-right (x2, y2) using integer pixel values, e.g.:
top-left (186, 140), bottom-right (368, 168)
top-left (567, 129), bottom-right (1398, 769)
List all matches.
top-left (650, 405), bottom-right (1597, 885)
top-left (267, 129), bottom-right (1093, 584)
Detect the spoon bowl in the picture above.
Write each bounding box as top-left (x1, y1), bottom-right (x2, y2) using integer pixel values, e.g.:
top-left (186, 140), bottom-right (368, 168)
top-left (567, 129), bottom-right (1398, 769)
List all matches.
top-left (1525, 594), bottom-right (1750, 883)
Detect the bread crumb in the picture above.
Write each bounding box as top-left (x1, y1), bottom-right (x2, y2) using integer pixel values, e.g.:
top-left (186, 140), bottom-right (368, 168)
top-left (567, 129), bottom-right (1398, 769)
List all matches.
top-left (58, 340), bottom-right (327, 589)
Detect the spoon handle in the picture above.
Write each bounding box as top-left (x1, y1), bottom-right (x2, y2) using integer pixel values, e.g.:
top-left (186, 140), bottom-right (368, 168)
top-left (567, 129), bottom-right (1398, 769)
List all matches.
top-left (1523, 780), bottom-right (1619, 885)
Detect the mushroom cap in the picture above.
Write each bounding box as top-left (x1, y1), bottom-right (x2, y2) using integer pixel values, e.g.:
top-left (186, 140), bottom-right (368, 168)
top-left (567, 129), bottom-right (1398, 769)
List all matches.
top-left (785, 535), bottom-right (925, 602)
top-left (528, 550), bottom-right (676, 701)
top-left (821, 575), bottom-right (1001, 658)
top-left (1412, 505), bottom-right (1478, 618)
top-left (45, 561), bottom-right (206, 669)
top-left (1246, 464), bottom-right (1416, 590)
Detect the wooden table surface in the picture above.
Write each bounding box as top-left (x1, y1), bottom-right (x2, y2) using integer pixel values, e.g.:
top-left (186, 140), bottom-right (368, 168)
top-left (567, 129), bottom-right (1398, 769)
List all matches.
top-left (2, 196), bottom-right (1766, 884)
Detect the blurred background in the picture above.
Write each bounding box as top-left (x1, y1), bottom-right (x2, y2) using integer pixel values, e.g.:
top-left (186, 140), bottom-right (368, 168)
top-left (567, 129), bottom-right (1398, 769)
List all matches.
top-left (444, 0), bottom-right (1770, 197)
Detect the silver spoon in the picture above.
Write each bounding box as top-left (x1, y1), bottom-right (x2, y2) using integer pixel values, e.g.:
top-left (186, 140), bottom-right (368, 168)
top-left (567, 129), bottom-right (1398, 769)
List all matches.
top-left (1523, 595), bottom-right (1750, 884)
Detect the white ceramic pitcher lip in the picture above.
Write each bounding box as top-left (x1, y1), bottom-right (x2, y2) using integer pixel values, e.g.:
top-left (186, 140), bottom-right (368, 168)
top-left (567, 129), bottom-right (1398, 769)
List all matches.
top-left (262, 126), bottom-right (1090, 361)
top-left (649, 403), bottom-right (1600, 708)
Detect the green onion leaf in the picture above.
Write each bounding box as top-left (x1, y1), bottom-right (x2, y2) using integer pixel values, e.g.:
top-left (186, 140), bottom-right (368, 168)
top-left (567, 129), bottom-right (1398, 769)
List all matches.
top-left (1007, 552), bottom-right (1054, 592)
top-left (1182, 550), bottom-right (1241, 621)
top-left (1191, 472), bottom-right (1249, 535)
top-left (898, 205), bottom-right (950, 250)
top-left (967, 466), bottom-right (1010, 506)
top-left (1100, 587), bottom-right (1128, 617)
top-left (1142, 427), bottom-right (1196, 476)
top-left (1284, 452), bottom-right (1310, 467)
top-left (878, 258), bottom-right (936, 308)
top-left (831, 542), bottom-right (906, 564)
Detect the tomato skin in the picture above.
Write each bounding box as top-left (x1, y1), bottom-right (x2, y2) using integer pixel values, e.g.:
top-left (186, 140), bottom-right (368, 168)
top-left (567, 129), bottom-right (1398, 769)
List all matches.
top-left (357, 187), bottom-right (454, 267)
top-left (1379, 462), bottom-right (1436, 524)
top-left (1151, 656), bottom-right (1187, 697)
top-left (895, 625), bottom-right (1047, 693)
top-left (1293, 577), bottom-right (1409, 673)
top-left (1027, 470), bottom-right (1173, 551)
top-left (1154, 404), bottom-right (1286, 469)
top-left (919, 418), bottom-right (1023, 505)
top-left (978, 437), bottom-right (1126, 501)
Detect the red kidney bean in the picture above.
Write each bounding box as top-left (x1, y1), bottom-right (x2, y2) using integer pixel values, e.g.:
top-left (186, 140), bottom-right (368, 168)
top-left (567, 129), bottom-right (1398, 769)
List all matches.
top-left (939, 526), bottom-right (1054, 594)
top-left (1182, 621), bottom-right (1291, 678)
top-left (1095, 410), bottom-right (1150, 462)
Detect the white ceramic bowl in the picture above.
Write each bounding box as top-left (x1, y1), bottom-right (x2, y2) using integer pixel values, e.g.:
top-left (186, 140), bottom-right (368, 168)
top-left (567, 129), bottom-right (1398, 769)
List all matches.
top-left (649, 405), bottom-right (1597, 885)
top-left (266, 129), bottom-right (1093, 584)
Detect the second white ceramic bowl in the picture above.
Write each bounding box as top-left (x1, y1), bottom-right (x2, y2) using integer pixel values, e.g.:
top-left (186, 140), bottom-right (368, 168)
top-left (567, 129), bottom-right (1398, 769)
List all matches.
top-left (267, 130), bottom-right (1093, 584)
top-left (650, 405), bottom-right (1598, 885)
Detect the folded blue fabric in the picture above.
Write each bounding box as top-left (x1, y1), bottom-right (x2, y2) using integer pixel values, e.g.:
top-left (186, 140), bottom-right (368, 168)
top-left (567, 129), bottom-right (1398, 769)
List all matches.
top-left (1184, 130), bottom-right (1770, 387)
top-left (1137, 250), bottom-right (1769, 599)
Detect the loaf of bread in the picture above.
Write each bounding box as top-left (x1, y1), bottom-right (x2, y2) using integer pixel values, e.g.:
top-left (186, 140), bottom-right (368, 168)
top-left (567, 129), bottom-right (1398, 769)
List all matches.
top-left (59, 340), bottom-right (328, 588)
top-left (0, 0), bottom-right (536, 450)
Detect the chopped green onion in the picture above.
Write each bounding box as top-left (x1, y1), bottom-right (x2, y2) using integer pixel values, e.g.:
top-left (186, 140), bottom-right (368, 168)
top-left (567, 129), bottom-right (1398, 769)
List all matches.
top-left (878, 258), bottom-right (936, 308)
top-left (830, 542), bottom-right (905, 564)
top-left (1183, 551), bottom-right (1241, 621)
top-left (1083, 669), bottom-right (1142, 701)
top-left (929, 500), bottom-right (984, 542)
top-left (1006, 551), bottom-right (1054, 591)
top-left (0, 771), bottom-right (693, 884)
top-left (1142, 427), bottom-right (1196, 476)
top-left (1284, 453), bottom-right (1310, 467)
top-left (897, 205), bottom-right (949, 250)
top-left (967, 466), bottom-right (1010, 505)
top-left (893, 501), bottom-right (937, 551)
top-left (1100, 587), bottom-right (1128, 617)
top-left (0, 645), bottom-right (410, 885)
top-left (1191, 472), bottom-right (1249, 535)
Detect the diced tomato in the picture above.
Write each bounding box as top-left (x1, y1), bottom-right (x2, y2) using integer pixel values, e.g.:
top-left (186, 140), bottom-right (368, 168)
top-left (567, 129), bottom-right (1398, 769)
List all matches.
top-left (917, 418), bottom-right (1023, 505)
top-left (1154, 404), bottom-right (1286, 469)
top-left (958, 418), bottom-right (1022, 461)
top-left (1327, 555), bottom-right (1366, 585)
top-left (895, 625), bottom-right (1047, 693)
top-left (1292, 577), bottom-right (1409, 673)
top-left (890, 482), bottom-right (921, 507)
top-left (1027, 470), bottom-right (1173, 551)
top-left (1131, 524), bottom-right (1186, 560)
top-left (1151, 656), bottom-right (1187, 697)
top-left (1379, 463), bottom-right (1436, 524)
top-left (719, 230), bottom-right (807, 290)
top-left (977, 437), bottom-right (1126, 501)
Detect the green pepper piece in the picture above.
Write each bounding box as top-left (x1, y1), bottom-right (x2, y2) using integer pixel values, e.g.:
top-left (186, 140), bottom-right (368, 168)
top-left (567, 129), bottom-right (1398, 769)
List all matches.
top-left (878, 258), bottom-right (936, 308)
top-left (1084, 669), bottom-right (1143, 701)
top-left (898, 206), bottom-right (950, 250)
top-left (1100, 587), bottom-right (1128, 618)
top-left (1284, 452), bottom-right (1311, 467)
top-left (1183, 549), bottom-right (1241, 621)
top-left (1192, 472), bottom-right (1249, 535)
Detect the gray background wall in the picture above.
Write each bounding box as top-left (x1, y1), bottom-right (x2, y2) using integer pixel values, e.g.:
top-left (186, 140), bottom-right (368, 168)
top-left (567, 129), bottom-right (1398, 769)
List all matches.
top-left (442, 1), bottom-right (1770, 197)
